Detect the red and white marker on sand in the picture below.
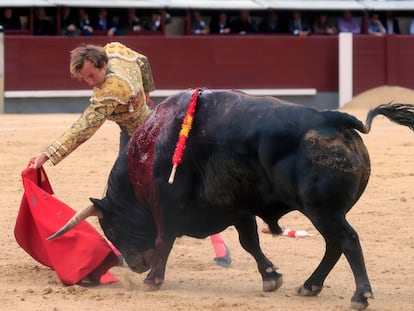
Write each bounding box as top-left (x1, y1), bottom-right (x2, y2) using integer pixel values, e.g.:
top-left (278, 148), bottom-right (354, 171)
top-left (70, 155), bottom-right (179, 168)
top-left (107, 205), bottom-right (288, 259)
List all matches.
top-left (281, 228), bottom-right (312, 238)
top-left (262, 227), bottom-right (312, 238)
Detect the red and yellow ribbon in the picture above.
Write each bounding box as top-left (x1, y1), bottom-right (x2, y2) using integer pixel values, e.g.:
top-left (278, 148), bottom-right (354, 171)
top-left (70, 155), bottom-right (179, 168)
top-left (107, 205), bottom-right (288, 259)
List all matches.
top-left (168, 88), bottom-right (200, 184)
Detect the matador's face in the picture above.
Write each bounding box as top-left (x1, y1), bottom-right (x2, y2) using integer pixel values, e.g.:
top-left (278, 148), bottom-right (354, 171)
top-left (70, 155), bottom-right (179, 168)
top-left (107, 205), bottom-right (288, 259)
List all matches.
top-left (77, 60), bottom-right (107, 88)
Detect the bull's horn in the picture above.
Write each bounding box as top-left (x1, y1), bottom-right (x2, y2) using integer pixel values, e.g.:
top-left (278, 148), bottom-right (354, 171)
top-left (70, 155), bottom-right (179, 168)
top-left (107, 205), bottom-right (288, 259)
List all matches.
top-left (46, 204), bottom-right (102, 240)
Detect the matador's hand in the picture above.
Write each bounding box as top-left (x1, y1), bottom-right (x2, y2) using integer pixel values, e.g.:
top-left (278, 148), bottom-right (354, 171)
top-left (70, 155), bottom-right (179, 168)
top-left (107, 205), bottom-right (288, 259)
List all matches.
top-left (29, 153), bottom-right (48, 169)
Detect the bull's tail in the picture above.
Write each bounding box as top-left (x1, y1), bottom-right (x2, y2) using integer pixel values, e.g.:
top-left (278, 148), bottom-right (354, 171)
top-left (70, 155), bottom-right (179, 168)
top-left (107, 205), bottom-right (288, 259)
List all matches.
top-left (322, 103), bottom-right (414, 134)
top-left (364, 103), bottom-right (414, 133)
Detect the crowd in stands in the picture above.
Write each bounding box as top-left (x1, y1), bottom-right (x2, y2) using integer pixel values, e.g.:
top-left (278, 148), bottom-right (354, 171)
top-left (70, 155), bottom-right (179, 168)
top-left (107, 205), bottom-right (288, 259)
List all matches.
top-left (0, 7), bottom-right (170, 35)
top-left (190, 9), bottom-right (403, 36)
top-left (0, 7), bottom-right (413, 36)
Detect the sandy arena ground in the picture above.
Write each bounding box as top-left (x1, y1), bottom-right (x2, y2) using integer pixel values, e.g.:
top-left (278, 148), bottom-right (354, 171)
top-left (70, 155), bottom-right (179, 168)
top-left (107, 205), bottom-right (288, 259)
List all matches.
top-left (0, 86), bottom-right (413, 311)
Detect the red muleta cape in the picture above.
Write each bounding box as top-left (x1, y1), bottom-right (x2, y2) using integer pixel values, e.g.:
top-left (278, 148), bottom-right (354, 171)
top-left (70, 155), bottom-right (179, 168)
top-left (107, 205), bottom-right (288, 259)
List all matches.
top-left (14, 167), bottom-right (120, 285)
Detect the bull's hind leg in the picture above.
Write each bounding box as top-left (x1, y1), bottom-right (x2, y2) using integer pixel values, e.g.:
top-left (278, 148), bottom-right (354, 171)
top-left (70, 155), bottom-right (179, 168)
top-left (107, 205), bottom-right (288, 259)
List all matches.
top-left (234, 216), bottom-right (283, 292)
top-left (303, 212), bottom-right (373, 310)
top-left (298, 239), bottom-right (342, 296)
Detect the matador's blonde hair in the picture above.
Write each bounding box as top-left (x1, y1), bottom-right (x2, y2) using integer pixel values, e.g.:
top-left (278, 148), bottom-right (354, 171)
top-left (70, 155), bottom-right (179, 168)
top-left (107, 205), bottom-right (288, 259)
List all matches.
top-left (69, 44), bottom-right (109, 79)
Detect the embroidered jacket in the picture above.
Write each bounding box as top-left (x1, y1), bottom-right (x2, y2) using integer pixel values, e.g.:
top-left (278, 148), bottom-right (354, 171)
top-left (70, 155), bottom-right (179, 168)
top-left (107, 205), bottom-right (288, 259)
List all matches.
top-left (44, 42), bottom-right (154, 165)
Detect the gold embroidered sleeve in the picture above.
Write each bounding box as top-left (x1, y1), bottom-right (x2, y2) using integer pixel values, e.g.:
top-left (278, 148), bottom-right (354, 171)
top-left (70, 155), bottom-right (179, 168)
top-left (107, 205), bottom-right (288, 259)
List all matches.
top-left (44, 100), bottom-right (118, 165)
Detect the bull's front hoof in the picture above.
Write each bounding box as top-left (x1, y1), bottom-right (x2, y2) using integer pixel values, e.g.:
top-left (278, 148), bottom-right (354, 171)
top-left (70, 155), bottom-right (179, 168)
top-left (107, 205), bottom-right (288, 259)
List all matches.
top-left (298, 284), bottom-right (323, 296)
top-left (350, 291), bottom-right (373, 311)
top-left (143, 282), bottom-right (162, 291)
top-left (263, 274), bottom-right (283, 292)
top-left (350, 301), bottom-right (368, 311)
top-left (143, 278), bottom-right (163, 291)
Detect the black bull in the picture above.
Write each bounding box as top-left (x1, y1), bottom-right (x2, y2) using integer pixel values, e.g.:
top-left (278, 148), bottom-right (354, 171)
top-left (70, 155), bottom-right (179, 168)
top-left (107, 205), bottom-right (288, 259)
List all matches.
top-left (49, 89), bottom-right (414, 310)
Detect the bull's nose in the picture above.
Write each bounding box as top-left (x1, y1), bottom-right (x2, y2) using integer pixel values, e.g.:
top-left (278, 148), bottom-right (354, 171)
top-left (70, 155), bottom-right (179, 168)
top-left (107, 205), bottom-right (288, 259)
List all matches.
top-left (128, 263), bottom-right (150, 274)
top-left (126, 257), bottom-right (151, 274)
top-left (124, 250), bottom-right (154, 274)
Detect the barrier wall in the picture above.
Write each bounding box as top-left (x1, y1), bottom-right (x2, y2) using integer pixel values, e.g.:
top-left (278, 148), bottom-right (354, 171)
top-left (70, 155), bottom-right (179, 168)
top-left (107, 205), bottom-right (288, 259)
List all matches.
top-left (4, 34), bottom-right (414, 96)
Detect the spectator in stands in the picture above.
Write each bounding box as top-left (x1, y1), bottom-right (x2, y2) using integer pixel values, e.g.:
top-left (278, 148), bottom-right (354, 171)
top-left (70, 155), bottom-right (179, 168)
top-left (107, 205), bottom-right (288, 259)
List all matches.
top-left (145, 12), bottom-right (161, 31)
top-left (114, 8), bottom-right (141, 35)
top-left (33, 7), bottom-right (54, 36)
top-left (209, 12), bottom-right (231, 34)
top-left (60, 6), bottom-right (80, 36)
top-left (230, 10), bottom-right (258, 35)
top-left (313, 14), bottom-right (337, 35)
top-left (77, 8), bottom-right (94, 36)
top-left (94, 8), bottom-right (117, 36)
top-left (338, 10), bottom-right (361, 34)
top-left (409, 18), bottom-right (414, 35)
top-left (367, 12), bottom-right (386, 36)
top-left (0, 8), bottom-right (21, 30)
top-left (127, 8), bottom-right (142, 32)
top-left (381, 11), bottom-right (400, 34)
top-left (289, 10), bottom-right (312, 36)
top-left (191, 10), bottom-right (209, 35)
top-left (144, 11), bottom-right (171, 32)
top-left (259, 10), bottom-right (281, 34)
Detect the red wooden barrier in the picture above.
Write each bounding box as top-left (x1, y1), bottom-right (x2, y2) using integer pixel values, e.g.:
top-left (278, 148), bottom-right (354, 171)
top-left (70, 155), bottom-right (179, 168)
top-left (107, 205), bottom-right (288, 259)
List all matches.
top-left (4, 35), bottom-right (414, 96)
